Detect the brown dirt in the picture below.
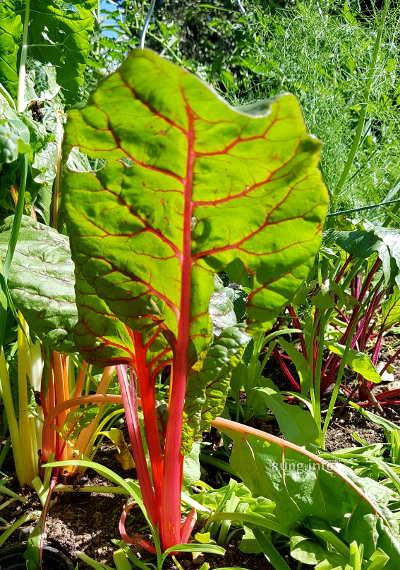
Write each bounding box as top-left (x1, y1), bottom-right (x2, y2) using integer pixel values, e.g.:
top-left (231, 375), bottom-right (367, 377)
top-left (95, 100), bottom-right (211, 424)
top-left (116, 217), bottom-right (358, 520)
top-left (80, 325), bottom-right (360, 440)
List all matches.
top-left (324, 404), bottom-right (398, 451)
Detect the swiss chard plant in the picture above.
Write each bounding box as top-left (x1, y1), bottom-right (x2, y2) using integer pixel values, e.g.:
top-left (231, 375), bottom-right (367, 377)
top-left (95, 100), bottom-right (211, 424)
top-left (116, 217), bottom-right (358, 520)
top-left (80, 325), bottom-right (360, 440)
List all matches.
top-left (272, 223), bottom-right (400, 445)
top-left (61, 49), bottom-right (328, 550)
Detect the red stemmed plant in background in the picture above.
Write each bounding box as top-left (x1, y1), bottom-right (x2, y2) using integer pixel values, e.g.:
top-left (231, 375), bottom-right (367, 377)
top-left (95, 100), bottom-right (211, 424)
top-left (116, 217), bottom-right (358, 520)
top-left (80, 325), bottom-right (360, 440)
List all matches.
top-left (274, 225), bottom-right (400, 425)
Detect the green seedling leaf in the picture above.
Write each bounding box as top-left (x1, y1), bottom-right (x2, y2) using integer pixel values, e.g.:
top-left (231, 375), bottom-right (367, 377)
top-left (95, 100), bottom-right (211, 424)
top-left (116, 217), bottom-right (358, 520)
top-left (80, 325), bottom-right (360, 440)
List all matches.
top-left (194, 532), bottom-right (213, 544)
top-left (0, 510), bottom-right (41, 547)
top-left (77, 552), bottom-right (114, 570)
top-left (326, 342), bottom-right (382, 383)
top-left (0, 1), bottom-right (97, 104)
top-left (349, 402), bottom-right (400, 434)
top-left (43, 459), bottom-right (145, 515)
top-left (162, 543), bottom-right (225, 558)
top-left (0, 216), bottom-right (78, 351)
top-left (366, 548), bottom-right (390, 570)
top-left (289, 533), bottom-right (346, 567)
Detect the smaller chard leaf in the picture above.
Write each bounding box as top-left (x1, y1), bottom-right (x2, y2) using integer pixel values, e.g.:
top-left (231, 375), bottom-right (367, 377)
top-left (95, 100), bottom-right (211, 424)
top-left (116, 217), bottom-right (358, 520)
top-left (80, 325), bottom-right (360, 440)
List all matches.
top-left (246, 380), bottom-right (320, 447)
top-left (183, 442), bottom-right (201, 487)
top-left (0, 2), bottom-right (22, 100)
top-left (25, 63), bottom-right (61, 103)
top-left (183, 326), bottom-right (250, 452)
top-left (333, 226), bottom-right (400, 287)
top-left (0, 118), bottom-right (30, 166)
top-left (0, 123), bottom-right (18, 165)
top-left (31, 141), bottom-right (58, 224)
top-left (332, 229), bottom-right (381, 259)
top-left (326, 342), bottom-right (382, 384)
top-left (381, 287), bottom-right (400, 330)
top-left (367, 225), bottom-right (400, 288)
top-left (0, 216), bottom-right (78, 351)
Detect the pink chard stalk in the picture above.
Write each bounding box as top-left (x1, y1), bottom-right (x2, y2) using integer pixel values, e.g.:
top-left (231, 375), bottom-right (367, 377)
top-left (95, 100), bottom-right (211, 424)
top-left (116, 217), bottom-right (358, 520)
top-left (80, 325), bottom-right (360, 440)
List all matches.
top-left (62, 49), bottom-right (328, 549)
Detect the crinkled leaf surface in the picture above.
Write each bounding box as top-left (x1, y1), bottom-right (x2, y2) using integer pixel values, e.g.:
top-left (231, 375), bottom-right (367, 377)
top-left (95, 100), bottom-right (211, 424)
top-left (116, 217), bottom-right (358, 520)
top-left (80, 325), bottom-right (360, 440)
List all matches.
top-left (0, 216), bottom-right (78, 351)
top-left (209, 276), bottom-right (238, 335)
top-left (183, 326), bottom-right (250, 451)
top-left (0, 1), bottom-right (96, 104)
top-left (62, 49), bottom-right (328, 370)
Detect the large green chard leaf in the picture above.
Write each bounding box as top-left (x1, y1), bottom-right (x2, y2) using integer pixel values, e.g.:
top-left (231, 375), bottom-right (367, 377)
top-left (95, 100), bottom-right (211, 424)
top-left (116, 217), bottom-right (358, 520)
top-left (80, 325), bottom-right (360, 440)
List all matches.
top-left (0, 216), bottom-right (78, 351)
top-left (62, 48), bottom-right (328, 364)
top-left (0, 1), bottom-right (96, 104)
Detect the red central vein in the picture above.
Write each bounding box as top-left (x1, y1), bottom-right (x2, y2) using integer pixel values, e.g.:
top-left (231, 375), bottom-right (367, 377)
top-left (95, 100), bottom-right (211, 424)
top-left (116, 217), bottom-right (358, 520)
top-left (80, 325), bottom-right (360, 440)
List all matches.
top-left (160, 100), bottom-right (195, 547)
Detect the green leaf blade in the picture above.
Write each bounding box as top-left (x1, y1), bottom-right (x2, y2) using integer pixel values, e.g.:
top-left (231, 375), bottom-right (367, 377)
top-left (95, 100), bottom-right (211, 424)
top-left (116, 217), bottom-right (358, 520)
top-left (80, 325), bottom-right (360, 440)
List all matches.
top-left (62, 49), bottom-right (328, 365)
top-left (0, 216), bottom-right (78, 351)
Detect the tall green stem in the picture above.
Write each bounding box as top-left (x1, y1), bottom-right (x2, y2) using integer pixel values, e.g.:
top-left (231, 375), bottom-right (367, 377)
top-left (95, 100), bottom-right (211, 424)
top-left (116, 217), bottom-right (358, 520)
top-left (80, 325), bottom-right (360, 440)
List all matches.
top-left (330, 0), bottom-right (390, 212)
